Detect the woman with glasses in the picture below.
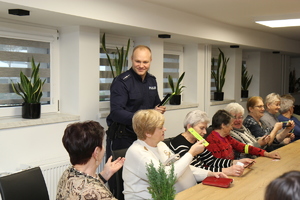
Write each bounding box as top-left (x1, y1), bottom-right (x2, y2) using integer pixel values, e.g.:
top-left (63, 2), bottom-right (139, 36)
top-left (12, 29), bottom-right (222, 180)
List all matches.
top-left (224, 103), bottom-right (270, 159)
top-left (243, 96), bottom-right (294, 151)
top-left (261, 93), bottom-right (294, 144)
top-left (206, 110), bottom-right (280, 160)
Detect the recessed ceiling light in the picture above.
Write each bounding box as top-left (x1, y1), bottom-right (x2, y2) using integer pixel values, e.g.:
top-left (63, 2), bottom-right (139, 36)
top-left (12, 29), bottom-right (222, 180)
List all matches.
top-left (256, 18), bottom-right (300, 28)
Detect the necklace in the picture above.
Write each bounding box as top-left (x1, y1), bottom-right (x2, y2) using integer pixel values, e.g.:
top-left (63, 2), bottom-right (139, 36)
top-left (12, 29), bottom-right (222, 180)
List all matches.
top-left (72, 166), bottom-right (99, 180)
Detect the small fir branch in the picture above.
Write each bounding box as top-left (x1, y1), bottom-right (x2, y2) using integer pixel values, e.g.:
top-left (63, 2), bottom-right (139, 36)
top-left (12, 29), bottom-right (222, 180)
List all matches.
top-left (146, 161), bottom-right (176, 200)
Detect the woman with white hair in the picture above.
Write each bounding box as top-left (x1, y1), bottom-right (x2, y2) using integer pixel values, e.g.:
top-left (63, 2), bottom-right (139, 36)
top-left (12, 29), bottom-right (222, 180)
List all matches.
top-left (261, 93), bottom-right (294, 144)
top-left (169, 109), bottom-right (254, 177)
top-left (224, 103), bottom-right (270, 159)
top-left (278, 97), bottom-right (300, 141)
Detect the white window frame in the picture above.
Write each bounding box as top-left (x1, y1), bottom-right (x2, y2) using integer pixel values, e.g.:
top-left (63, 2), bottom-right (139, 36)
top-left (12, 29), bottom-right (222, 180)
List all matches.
top-left (0, 21), bottom-right (59, 117)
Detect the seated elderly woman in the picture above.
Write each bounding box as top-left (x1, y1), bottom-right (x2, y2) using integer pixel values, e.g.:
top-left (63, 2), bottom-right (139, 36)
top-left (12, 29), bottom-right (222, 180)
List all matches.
top-left (260, 93), bottom-right (294, 144)
top-left (278, 97), bottom-right (300, 141)
top-left (56, 121), bottom-right (125, 200)
top-left (123, 109), bottom-right (227, 200)
top-left (224, 102), bottom-right (270, 159)
top-left (169, 109), bottom-right (254, 177)
top-left (206, 109), bottom-right (281, 160)
top-left (243, 96), bottom-right (295, 150)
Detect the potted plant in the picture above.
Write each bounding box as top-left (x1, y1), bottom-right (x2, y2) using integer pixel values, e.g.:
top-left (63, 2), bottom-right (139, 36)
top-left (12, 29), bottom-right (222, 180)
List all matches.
top-left (11, 57), bottom-right (46, 119)
top-left (241, 63), bottom-right (253, 98)
top-left (211, 48), bottom-right (229, 101)
top-left (168, 72), bottom-right (185, 105)
top-left (101, 33), bottom-right (131, 78)
top-left (146, 161), bottom-right (176, 200)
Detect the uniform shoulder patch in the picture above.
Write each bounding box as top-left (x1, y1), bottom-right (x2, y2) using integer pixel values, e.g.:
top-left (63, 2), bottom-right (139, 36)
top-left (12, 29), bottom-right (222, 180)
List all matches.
top-left (121, 74), bottom-right (131, 81)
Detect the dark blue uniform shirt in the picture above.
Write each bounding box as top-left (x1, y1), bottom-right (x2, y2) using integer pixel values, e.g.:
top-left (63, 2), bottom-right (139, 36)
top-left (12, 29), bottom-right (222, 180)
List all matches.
top-left (106, 68), bottom-right (161, 126)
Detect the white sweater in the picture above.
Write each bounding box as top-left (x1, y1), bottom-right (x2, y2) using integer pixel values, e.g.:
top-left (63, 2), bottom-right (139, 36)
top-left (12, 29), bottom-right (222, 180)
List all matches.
top-left (123, 139), bottom-right (209, 200)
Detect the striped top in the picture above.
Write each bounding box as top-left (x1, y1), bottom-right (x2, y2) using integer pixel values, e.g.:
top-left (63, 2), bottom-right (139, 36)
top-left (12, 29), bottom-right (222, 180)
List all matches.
top-left (169, 133), bottom-right (232, 172)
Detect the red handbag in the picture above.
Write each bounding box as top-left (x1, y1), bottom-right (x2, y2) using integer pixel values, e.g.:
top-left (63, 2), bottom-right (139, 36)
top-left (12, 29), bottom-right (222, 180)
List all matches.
top-left (202, 177), bottom-right (234, 188)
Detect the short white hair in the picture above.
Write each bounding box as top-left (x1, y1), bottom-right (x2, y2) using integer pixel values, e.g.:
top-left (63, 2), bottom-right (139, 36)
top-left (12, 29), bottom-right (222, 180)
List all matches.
top-left (224, 103), bottom-right (244, 115)
top-left (279, 98), bottom-right (294, 114)
top-left (265, 93), bottom-right (281, 105)
top-left (183, 110), bottom-right (210, 130)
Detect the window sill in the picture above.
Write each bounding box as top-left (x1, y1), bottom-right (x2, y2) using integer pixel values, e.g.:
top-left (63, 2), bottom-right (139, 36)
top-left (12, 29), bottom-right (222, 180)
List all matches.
top-left (210, 99), bottom-right (235, 106)
top-left (0, 113), bottom-right (80, 130)
top-left (99, 102), bottom-right (198, 118)
top-left (166, 102), bottom-right (198, 110)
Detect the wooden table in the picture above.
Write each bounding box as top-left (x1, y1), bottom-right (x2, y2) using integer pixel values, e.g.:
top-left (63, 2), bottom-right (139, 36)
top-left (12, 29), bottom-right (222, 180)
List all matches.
top-left (176, 140), bottom-right (300, 200)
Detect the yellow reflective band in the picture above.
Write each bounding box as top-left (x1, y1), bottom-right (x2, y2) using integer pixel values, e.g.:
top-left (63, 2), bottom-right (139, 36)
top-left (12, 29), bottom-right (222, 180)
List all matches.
top-left (244, 145), bottom-right (249, 154)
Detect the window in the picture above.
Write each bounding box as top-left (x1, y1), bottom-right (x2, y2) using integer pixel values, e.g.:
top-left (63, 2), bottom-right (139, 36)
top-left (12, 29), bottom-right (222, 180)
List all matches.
top-left (210, 48), bottom-right (218, 100)
top-left (0, 22), bottom-right (58, 117)
top-left (99, 34), bottom-right (131, 103)
top-left (99, 48), bottom-right (115, 101)
top-left (163, 43), bottom-right (183, 97)
top-left (0, 37), bottom-right (50, 106)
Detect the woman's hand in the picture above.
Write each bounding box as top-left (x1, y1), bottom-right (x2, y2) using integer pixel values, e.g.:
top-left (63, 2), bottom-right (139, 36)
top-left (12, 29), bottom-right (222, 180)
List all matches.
top-left (100, 156), bottom-right (125, 181)
top-left (282, 137), bottom-right (291, 145)
top-left (264, 151), bottom-right (281, 159)
top-left (257, 135), bottom-right (271, 146)
top-left (188, 141), bottom-right (205, 157)
top-left (285, 120), bottom-right (295, 131)
top-left (208, 171), bottom-right (228, 178)
top-left (233, 158), bottom-right (255, 166)
top-left (288, 133), bottom-right (295, 141)
top-left (222, 165), bottom-right (244, 176)
top-left (274, 122), bottom-right (283, 131)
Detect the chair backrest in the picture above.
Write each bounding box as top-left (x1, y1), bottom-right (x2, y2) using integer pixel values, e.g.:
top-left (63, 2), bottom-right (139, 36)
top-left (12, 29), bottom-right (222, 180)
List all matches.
top-left (112, 148), bottom-right (128, 200)
top-left (0, 167), bottom-right (49, 200)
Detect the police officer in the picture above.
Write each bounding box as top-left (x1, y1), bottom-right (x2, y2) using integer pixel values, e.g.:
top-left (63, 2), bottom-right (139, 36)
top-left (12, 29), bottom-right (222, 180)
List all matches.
top-left (106, 45), bottom-right (166, 151)
top-left (106, 45), bottom-right (166, 196)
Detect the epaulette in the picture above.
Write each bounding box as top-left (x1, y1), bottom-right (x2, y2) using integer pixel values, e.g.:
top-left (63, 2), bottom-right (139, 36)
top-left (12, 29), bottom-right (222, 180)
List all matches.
top-left (121, 74), bottom-right (131, 81)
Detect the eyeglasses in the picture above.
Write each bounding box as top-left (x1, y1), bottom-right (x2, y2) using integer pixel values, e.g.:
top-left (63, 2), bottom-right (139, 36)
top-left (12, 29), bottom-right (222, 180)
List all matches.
top-left (254, 105), bottom-right (264, 109)
top-left (233, 116), bottom-right (244, 120)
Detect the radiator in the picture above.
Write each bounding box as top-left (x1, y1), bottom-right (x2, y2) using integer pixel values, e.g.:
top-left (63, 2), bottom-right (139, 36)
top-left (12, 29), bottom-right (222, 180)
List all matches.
top-left (40, 159), bottom-right (70, 200)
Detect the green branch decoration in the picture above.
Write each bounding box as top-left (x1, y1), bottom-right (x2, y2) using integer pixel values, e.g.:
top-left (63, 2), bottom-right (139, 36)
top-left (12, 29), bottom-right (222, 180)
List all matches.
top-left (146, 161), bottom-right (176, 200)
top-left (241, 64), bottom-right (253, 91)
top-left (168, 72), bottom-right (185, 95)
top-left (11, 57), bottom-right (46, 103)
top-left (101, 33), bottom-right (130, 78)
top-left (211, 48), bottom-right (229, 92)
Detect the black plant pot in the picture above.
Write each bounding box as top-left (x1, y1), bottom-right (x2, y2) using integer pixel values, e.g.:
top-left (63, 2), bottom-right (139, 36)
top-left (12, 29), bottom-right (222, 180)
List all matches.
top-left (214, 92), bottom-right (224, 101)
top-left (22, 102), bottom-right (41, 119)
top-left (241, 90), bottom-right (249, 98)
top-left (170, 95), bottom-right (181, 105)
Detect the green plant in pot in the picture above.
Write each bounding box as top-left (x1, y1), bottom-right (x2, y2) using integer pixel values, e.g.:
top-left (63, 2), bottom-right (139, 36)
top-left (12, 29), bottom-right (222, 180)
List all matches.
top-left (168, 72), bottom-right (185, 105)
top-left (11, 57), bottom-right (46, 119)
top-left (146, 161), bottom-right (176, 200)
top-left (241, 63), bottom-right (253, 98)
top-left (101, 33), bottom-right (130, 78)
top-left (211, 48), bottom-right (229, 101)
